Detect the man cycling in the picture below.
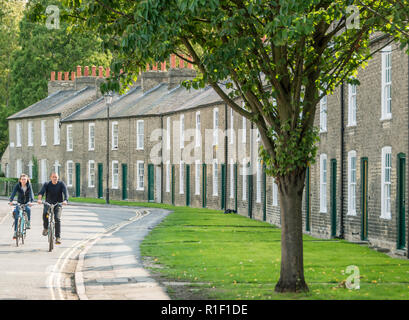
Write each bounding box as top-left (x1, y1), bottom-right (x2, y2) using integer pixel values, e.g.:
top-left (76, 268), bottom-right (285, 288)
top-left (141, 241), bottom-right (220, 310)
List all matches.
top-left (37, 172), bottom-right (68, 245)
top-left (9, 173), bottom-right (34, 239)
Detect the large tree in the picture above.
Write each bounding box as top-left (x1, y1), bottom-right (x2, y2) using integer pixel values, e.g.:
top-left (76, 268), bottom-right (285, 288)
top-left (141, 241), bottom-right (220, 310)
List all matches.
top-left (62, 0), bottom-right (409, 292)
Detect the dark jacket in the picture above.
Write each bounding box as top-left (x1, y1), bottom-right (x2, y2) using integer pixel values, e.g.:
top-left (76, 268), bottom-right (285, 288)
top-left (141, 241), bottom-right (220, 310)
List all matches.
top-left (9, 182), bottom-right (35, 204)
top-left (38, 180), bottom-right (69, 204)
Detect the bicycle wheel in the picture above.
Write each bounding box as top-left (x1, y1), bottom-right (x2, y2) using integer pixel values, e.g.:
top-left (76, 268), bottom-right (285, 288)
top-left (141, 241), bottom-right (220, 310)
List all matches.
top-left (20, 217), bottom-right (25, 245)
top-left (48, 223), bottom-right (54, 252)
top-left (16, 218), bottom-right (21, 247)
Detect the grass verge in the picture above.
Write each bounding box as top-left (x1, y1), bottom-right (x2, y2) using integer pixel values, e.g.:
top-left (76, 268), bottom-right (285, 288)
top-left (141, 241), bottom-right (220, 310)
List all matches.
top-left (69, 197), bottom-right (409, 300)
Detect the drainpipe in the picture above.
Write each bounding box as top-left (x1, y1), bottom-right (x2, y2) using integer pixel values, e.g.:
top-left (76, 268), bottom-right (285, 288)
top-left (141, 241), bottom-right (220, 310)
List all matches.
top-left (339, 83), bottom-right (345, 239)
top-left (407, 55), bottom-right (409, 258)
top-left (161, 115), bottom-right (164, 203)
top-left (224, 104), bottom-right (228, 211)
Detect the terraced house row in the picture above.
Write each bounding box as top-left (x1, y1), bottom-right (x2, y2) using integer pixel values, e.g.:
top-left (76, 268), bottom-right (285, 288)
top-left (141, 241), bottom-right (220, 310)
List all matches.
top-left (2, 37), bottom-right (409, 257)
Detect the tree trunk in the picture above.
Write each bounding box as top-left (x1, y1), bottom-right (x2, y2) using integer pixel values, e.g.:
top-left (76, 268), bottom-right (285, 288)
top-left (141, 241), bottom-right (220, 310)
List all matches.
top-left (274, 169), bottom-right (309, 293)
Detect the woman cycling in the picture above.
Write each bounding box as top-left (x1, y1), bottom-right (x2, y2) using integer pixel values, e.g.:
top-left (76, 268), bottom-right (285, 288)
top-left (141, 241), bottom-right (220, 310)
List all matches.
top-left (9, 173), bottom-right (34, 239)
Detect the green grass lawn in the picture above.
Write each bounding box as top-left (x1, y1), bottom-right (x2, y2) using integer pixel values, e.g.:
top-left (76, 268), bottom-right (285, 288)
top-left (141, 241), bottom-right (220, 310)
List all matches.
top-left (69, 198), bottom-right (409, 300)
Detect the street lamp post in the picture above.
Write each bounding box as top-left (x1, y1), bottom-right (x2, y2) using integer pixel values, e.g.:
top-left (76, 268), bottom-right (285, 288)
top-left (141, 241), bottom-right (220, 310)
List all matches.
top-left (105, 91), bottom-right (113, 204)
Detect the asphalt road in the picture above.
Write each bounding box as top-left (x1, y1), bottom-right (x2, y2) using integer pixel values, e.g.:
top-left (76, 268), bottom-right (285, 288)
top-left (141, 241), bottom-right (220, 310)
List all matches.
top-left (0, 200), bottom-right (170, 300)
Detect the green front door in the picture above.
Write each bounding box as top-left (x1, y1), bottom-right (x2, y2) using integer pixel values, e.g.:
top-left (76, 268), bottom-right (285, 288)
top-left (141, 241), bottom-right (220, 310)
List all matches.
top-left (148, 164), bottom-right (154, 202)
top-left (361, 158), bottom-right (369, 241)
top-left (397, 153), bottom-right (406, 249)
top-left (186, 164), bottom-right (190, 206)
top-left (305, 166), bottom-right (311, 232)
top-left (122, 164), bottom-right (128, 200)
top-left (97, 163), bottom-right (103, 198)
top-left (75, 163), bottom-right (81, 197)
top-left (202, 164), bottom-right (207, 208)
top-left (330, 159), bottom-right (337, 238)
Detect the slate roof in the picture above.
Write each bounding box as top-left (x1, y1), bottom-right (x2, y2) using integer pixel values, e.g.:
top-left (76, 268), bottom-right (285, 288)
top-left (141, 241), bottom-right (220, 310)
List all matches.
top-left (61, 83), bottom-right (222, 122)
top-left (7, 86), bottom-right (96, 120)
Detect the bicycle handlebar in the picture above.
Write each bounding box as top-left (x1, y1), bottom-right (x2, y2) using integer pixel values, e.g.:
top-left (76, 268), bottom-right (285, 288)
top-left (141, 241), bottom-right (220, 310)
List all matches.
top-left (43, 201), bottom-right (64, 207)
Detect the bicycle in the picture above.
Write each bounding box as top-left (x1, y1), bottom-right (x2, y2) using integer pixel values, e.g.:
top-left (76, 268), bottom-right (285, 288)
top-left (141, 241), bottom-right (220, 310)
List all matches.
top-left (43, 201), bottom-right (63, 252)
top-left (11, 202), bottom-right (29, 247)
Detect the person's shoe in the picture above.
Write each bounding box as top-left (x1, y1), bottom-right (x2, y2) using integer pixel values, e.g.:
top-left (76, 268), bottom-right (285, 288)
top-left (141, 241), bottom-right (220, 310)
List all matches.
top-left (42, 228), bottom-right (48, 236)
top-left (13, 232), bottom-right (16, 240)
top-left (26, 221), bottom-right (31, 229)
top-left (55, 237), bottom-right (61, 245)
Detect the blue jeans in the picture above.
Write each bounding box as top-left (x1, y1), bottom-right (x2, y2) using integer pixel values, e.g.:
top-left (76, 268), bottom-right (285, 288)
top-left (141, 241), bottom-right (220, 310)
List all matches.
top-left (14, 205), bottom-right (31, 232)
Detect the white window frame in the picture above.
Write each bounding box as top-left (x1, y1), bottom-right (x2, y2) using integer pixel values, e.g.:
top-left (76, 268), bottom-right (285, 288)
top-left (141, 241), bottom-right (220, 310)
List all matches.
top-left (272, 178), bottom-right (278, 206)
top-left (213, 159), bottom-right (218, 196)
top-left (88, 160), bottom-right (95, 188)
top-left (213, 108), bottom-right (219, 146)
top-left (41, 120), bottom-right (47, 146)
top-left (347, 150), bottom-right (357, 215)
top-left (16, 159), bottom-right (23, 177)
top-left (180, 115), bottom-right (185, 149)
top-left (230, 160), bottom-right (234, 199)
top-left (179, 161), bottom-right (184, 194)
top-left (320, 153), bottom-right (327, 213)
top-left (242, 116), bottom-right (246, 144)
top-left (136, 120), bottom-right (144, 150)
top-left (381, 146), bottom-right (392, 219)
top-left (112, 121), bottom-right (119, 150)
top-left (320, 95), bottom-right (327, 133)
top-left (348, 83), bottom-right (357, 127)
top-left (112, 160), bottom-right (119, 189)
top-left (195, 159), bottom-right (201, 196)
top-left (66, 161), bottom-right (73, 187)
top-left (53, 160), bottom-right (61, 176)
top-left (53, 119), bottom-right (60, 145)
top-left (88, 123), bottom-right (95, 151)
top-left (40, 159), bottom-right (47, 184)
top-left (66, 125), bottom-right (73, 151)
top-left (16, 123), bottom-right (22, 147)
top-left (27, 121), bottom-right (34, 147)
top-left (381, 46), bottom-right (392, 120)
top-left (256, 159), bottom-right (262, 203)
top-left (166, 117), bottom-right (171, 150)
top-left (195, 112), bottom-right (201, 148)
top-left (230, 108), bottom-right (234, 144)
top-left (136, 161), bottom-right (145, 191)
top-left (28, 161), bottom-right (33, 179)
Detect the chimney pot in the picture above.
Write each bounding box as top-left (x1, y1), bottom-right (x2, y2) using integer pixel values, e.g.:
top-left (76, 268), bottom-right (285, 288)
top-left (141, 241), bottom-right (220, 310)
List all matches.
top-left (106, 67), bottom-right (110, 78)
top-left (51, 71), bottom-right (56, 81)
top-left (179, 55), bottom-right (185, 68)
top-left (152, 63), bottom-right (158, 71)
top-left (146, 63), bottom-right (150, 71)
top-left (98, 66), bottom-right (104, 78)
top-left (170, 54), bottom-right (176, 69)
top-left (71, 71), bottom-right (75, 81)
top-left (64, 72), bottom-right (69, 81)
top-left (92, 66), bottom-right (96, 77)
top-left (77, 66), bottom-right (82, 77)
top-left (84, 66), bottom-right (89, 77)
top-left (161, 61), bottom-right (166, 71)
top-left (57, 72), bottom-right (62, 81)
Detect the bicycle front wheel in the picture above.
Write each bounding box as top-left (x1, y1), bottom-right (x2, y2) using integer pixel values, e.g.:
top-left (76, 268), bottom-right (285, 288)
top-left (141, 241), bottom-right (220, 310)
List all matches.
top-left (48, 223), bottom-right (54, 252)
top-left (16, 218), bottom-right (21, 247)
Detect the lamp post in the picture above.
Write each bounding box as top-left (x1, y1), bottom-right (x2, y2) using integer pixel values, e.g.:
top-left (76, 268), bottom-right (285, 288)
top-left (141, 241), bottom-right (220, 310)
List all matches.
top-left (105, 91), bottom-right (113, 204)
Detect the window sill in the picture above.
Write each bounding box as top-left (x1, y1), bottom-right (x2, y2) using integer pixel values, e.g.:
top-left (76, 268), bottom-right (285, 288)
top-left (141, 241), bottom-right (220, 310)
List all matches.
top-left (320, 210), bottom-right (327, 214)
top-left (380, 214), bottom-right (391, 220)
top-left (319, 130), bottom-right (327, 134)
top-left (136, 188), bottom-right (144, 191)
top-left (380, 116), bottom-right (392, 122)
top-left (346, 123), bottom-right (356, 128)
top-left (136, 148), bottom-right (144, 151)
top-left (347, 210), bottom-right (357, 216)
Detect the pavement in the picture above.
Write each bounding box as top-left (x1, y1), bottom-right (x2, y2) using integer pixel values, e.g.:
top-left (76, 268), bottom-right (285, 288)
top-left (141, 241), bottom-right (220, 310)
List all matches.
top-left (0, 199), bottom-right (172, 300)
top-left (75, 207), bottom-right (171, 300)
